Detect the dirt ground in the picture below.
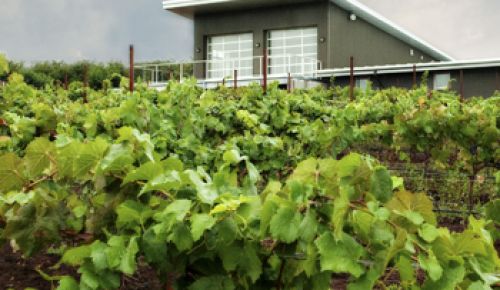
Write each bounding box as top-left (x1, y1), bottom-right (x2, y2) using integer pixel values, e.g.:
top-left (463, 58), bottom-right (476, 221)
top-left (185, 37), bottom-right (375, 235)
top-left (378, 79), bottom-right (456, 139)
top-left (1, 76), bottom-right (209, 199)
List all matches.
top-left (0, 218), bottom-right (496, 290)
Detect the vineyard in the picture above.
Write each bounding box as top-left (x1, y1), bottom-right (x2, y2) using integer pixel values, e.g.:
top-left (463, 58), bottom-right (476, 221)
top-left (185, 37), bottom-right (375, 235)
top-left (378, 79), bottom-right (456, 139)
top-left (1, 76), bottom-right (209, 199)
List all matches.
top-left (0, 61), bottom-right (499, 290)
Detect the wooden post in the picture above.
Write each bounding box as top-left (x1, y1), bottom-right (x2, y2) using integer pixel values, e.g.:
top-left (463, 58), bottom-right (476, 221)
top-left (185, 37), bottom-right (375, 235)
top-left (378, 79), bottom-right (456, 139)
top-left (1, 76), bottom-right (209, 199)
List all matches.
top-left (412, 64), bottom-right (417, 88)
top-left (349, 56), bottom-right (354, 101)
top-left (459, 69), bottom-right (464, 101)
top-left (287, 72), bottom-right (292, 93)
top-left (222, 78), bottom-right (226, 87)
top-left (64, 73), bottom-right (68, 90)
top-left (233, 69), bottom-right (238, 89)
top-left (262, 49), bottom-right (268, 93)
top-left (129, 45), bottom-right (134, 93)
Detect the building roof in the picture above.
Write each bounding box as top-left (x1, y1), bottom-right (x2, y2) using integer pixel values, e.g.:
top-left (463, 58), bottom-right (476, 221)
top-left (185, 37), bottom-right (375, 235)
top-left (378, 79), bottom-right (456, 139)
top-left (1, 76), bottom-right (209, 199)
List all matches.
top-left (163, 0), bottom-right (454, 61)
top-left (315, 58), bottom-right (500, 78)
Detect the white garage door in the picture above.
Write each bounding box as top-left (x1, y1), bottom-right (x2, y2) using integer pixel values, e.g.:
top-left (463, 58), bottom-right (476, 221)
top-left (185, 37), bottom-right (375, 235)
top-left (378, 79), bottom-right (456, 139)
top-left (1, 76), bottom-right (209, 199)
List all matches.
top-left (267, 27), bottom-right (318, 75)
top-left (207, 33), bottom-right (253, 79)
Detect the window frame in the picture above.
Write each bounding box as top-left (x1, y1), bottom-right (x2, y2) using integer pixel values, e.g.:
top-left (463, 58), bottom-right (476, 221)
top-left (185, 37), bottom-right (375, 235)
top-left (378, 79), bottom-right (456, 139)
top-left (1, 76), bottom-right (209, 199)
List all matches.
top-left (433, 72), bottom-right (451, 91)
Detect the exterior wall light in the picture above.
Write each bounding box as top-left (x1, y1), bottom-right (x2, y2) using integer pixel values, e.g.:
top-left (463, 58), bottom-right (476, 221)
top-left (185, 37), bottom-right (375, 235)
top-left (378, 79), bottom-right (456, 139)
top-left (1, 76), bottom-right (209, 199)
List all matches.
top-left (255, 43), bottom-right (261, 48)
top-left (410, 49), bottom-right (414, 56)
top-left (319, 37), bottom-right (326, 43)
top-left (196, 48), bottom-right (201, 53)
top-left (349, 13), bottom-right (357, 21)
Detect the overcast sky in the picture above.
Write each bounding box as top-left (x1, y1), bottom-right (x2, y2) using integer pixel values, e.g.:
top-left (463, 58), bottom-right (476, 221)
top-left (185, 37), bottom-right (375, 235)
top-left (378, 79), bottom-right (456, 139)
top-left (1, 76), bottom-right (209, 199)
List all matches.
top-left (1, 0), bottom-right (499, 63)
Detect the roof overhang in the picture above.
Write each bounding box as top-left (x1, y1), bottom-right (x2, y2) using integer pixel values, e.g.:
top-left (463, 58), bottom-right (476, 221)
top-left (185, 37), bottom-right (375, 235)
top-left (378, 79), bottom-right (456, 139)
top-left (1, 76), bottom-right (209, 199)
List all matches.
top-left (332, 0), bottom-right (453, 61)
top-left (163, 0), bottom-right (322, 17)
top-left (316, 58), bottom-right (500, 78)
top-left (163, 0), bottom-right (454, 61)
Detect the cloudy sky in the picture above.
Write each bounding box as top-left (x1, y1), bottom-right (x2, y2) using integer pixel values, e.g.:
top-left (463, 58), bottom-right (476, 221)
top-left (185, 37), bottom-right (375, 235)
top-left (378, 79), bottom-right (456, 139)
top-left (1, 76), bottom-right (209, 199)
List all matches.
top-left (0, 0), bottom-right (499, 63)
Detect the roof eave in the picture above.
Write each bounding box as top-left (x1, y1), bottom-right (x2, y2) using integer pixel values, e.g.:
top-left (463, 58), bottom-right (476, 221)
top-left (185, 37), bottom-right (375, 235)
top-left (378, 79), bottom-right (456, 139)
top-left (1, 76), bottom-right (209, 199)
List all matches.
top-left (332, 0), bottom-right (454, 61)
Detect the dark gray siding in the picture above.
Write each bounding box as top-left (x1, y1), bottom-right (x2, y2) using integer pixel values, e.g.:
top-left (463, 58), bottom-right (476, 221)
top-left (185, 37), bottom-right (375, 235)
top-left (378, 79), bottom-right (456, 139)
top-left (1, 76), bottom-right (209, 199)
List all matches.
top-left (192, 0), bottom-right (443, 78)
top-left (328, 3), bottom-right (435, 68)
top-left (330, 67), bottom-right (500, 98)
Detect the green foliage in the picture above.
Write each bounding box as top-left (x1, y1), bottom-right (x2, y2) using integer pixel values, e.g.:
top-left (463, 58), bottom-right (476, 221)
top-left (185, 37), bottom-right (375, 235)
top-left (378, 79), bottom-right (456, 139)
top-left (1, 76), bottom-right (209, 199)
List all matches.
top-left (0, 78), bottom-right (498, 290)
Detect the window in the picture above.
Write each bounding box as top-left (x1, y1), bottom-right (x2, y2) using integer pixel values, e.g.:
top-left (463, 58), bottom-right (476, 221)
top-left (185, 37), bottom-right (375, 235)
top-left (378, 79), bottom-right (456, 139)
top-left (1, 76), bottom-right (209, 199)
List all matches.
top-left (433, 73), bottom-right (450, 90)
top-left (207, 33), bottom-right (253, 79)
top-left (267, 27), bottom-right (318, 75)
top-left (356, 78), bottom-right (370, 90)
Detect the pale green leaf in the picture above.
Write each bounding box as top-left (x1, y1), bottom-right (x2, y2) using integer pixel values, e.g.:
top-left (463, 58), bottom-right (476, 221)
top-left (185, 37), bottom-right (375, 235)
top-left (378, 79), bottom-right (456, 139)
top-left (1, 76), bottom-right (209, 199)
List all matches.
top-left (315, 232), bottom-right (365, 278)
top-left (190, 213), bottom-right (216, 241)
top-left (270, 205), bottom-right (301, 243)
top-left (56, 276), bottom-right (79, 290)
top-left (122, 161), bottom-right (163, 184)
top-left (60, 245), bottom-right (91, 266)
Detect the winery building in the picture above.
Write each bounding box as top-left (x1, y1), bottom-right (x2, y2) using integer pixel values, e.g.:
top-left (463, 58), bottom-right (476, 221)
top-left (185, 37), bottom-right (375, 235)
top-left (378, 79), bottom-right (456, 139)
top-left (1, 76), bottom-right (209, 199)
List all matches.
top-left (156, 0), bottom-right (500, 97)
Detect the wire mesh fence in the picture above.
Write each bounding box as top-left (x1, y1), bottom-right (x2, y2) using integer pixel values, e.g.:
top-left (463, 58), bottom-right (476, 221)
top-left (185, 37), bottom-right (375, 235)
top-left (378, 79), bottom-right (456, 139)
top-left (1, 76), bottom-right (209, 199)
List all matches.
top-left (383, 162), bottom-right (497, 216)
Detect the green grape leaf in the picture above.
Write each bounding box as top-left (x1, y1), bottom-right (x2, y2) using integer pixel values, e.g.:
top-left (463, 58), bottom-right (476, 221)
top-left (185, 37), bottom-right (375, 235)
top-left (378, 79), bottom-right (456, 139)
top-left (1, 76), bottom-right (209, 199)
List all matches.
top-left (90, 241), bottom-right (108, 271)
top-left (74, 138), bottom-right (109, 177)
top-left (260, 198), bottom-right (278, 237)
top-left (116, 200), bottom-right (152, 230)
top-left (419, 252), bottom-right (443, 281)
top-left (140, 170), bottom-right (182, 196)
top-left (56, 141), bottom-right (81, 179)
top-left (190, 213), bottom-right (216, 242)
top-left (106, 236), bottom-right (127, 269)
top-left (218, 243), bottom-right (241, 271)
top-left (188, 275), bottom-right (235, 290)
top-left (168, 223), bottom-right (193, 251)
top-left (0, 153), bottom-right (26, 193)
top-left (332, 186), bottom-right (351, 240)
top-left (418, 223), bottom-right (439, 242)
top-left (299, 210), bottom-right (319, 243)
top-left (270, 205), bottom-right (301, 243)
top-left (155, 199), bottom-right (192, 222)
top-left (387, 190), bottom-right (436, 225)
top-left (99, 144), bottom-right (134, 173)
top-left (315, 232), bottom-right (365, 278)
top-left (56, 276), bottom-right (79, 290)
top-left (119, 236), bottom-right (139, 275)
top-left (370, 166), bottom-right (393, 203)
top-left (289, 158), bottom-right (318, 184)
top-left (223, 149), bottom-right (242, 164)
top-left (422, 261), bottom-right (465, 290)
top-left (187, 170), bottom-right (218, 205)
top-left (123, 161), bottom-right (162, 185)
top-left (61, 245), bottom-right (91, 266)
top-left (24, 138), bottom-right (55, 177)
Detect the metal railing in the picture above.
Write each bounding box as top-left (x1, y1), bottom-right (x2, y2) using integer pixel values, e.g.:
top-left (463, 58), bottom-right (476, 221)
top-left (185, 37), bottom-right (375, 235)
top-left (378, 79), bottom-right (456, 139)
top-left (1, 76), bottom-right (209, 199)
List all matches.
top-left (134, 55), bottom-right (323, 84)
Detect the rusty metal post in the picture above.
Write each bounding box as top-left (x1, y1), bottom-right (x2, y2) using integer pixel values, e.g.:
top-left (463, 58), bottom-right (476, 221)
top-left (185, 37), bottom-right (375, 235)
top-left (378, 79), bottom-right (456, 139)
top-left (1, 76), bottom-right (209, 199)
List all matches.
top-left (496, 69), bottom-right (499, 91)
top-left (287, 72), bottom-right (292, 93)
top-left (83, 64), bottom-right (88, 103)
top-left (234, 69), bottom-right (237, 89)
top-left (129, 45), bottom-right (134, 93)
top-left (349, 56), bottom-right (354, 101)
top-left (222, 78), bottom-right (226, 87)
top-left (459, 69), bottom-right (464, 101)
top-left (64, 73), bottom-right (68, 90)
top-left (263, 48), bottom-right (268, 93)
top-left (412, 64), bottom-right (417, 88)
